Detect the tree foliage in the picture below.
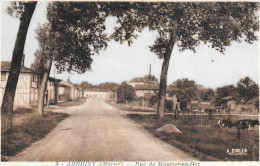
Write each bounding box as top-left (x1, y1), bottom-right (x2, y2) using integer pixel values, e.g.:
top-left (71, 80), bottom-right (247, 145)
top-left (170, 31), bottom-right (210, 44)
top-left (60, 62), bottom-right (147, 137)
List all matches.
top-left (108, 2), bottom-right (259, 55)
top-left (6, 1), bottom-right (26, 18)
top-left (47, 2), bottom-right (110, 74)
top-left (149, 95), bottom-right (158, 106)
top-left (130, 75), bottom-right (158, 84)
top-left (199, 88), bottom-right (215, 101)
top-left (98, 82), bottom-right (119, 90)
top-left (79, 81), bottom-right (95, 89)
top-left (237, 77), bottom-right (259, 103)
top-left (116, 82), bottom-right (135, 103)
top-left (215, 85), bottom-right (240, 106)
top-left (31, 23), bottom-right (55, 79)
top-left (168, 78), bottom-right (199, 110)
top-left (79, 81), bottom-right (118, 90)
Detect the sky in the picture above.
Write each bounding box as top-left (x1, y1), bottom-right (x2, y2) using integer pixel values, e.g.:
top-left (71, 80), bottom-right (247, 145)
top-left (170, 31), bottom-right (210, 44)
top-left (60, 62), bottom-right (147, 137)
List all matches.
top-left (1, 1), bottom-right (259, 89)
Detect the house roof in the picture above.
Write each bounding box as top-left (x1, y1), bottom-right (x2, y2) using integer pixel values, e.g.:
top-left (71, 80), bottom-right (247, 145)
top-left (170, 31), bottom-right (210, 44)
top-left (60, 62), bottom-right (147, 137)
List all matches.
top-left (135, 84), bottom-right (159, 90)
top-left (222, 96), bottom-right (233, 100)
top-left (59, 80), bottom-right (74, 87)
top-left (1, 61), bottom-right (32, 73)
top-left (48, 76), bottom-right (62, 82)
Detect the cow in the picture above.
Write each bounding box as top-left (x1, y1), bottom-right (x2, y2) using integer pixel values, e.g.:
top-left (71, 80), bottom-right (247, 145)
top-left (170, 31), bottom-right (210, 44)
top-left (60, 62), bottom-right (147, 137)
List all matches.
top-left (221, 119), bottom-right (233, 128)
top-left (234, 119), bottom-right (259, 130)
top-left (217, 119), bottom-right (221, 126)
top-left (234, 120), bottom-right (250, 130)
top-left (251, 119), bottom-right (259, 127)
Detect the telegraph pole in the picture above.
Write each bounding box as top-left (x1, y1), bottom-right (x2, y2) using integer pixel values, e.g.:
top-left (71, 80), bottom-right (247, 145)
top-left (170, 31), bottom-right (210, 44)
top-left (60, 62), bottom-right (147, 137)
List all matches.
top-left (148, 64), bottom-right (151, 103)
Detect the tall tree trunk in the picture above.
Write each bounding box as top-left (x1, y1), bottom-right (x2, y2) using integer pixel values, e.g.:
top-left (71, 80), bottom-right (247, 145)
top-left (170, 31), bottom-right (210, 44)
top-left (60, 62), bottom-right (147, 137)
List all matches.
top-left (1, 2), bottom-right (37, 114)
top-left (54, 80), bottom-right (59, 104)
top-left (37, 59), bottom-right (52, 116)
top-left (157, 20), bottom-right (178, 120)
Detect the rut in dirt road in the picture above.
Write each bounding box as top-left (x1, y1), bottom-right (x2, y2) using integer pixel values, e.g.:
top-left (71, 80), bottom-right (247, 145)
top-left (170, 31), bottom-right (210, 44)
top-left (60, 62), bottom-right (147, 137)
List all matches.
top-left (10, 98), bottom-right (196, 161)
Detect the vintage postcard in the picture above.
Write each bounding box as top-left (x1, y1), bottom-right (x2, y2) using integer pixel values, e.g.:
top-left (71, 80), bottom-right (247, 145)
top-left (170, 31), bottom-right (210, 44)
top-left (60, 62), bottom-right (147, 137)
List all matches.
top-left (0, 0), bottom-right (259, 165)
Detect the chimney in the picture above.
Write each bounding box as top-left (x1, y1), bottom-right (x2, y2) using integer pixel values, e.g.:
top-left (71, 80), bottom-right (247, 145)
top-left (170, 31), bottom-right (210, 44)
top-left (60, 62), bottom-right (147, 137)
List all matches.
top-left (21, 54), bottom-right (25, 66)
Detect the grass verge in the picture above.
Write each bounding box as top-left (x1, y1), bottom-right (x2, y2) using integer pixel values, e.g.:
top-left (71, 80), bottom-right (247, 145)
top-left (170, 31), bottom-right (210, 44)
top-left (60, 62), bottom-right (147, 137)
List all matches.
top-left (128, 114), bottom-right (259, 161)
top-left (1, 111), bottom-right (69, 161)
top-left (56, 98), bottom-right (86, 107)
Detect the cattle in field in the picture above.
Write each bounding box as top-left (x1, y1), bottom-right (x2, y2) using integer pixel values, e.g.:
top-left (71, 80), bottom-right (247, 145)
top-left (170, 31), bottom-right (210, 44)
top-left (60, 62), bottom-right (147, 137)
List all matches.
top-left (221, 119), bottom-right (233, 128)
top-left (218, 118), bottom-right (259, 131)
top-left (217, 120), bottom-right (221, 126)
top-left (234, 120), bottom-right (250, 130)
top-left (251, 119), bottom-right (259, 126)
top-left (234, 119), bottom-right (259, 130)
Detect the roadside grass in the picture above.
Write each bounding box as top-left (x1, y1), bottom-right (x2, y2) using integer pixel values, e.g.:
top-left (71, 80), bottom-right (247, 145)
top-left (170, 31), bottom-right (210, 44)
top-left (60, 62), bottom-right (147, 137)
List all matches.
top-left (56, 98), bottom-right (86, 107)
top-left (1, 109), bottom-right (69, 161)
top-left (128, 114), bottom-right (259, 161)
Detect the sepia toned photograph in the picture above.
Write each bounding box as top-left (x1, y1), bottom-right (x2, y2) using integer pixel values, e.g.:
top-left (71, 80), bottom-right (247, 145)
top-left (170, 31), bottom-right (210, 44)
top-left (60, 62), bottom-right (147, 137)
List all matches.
top-left (0, 0), bottom-right (259, 163)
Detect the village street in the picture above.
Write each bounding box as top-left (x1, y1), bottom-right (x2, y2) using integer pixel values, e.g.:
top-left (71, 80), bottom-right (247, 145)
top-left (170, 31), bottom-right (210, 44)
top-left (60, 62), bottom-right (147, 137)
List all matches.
top-left (9, 98), bottom-right (195, 161)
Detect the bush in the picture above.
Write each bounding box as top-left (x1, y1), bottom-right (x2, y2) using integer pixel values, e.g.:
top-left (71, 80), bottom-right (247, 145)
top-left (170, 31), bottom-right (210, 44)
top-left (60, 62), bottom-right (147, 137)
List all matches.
top-left (149, 95), bottom-right (158, 106)
top-left (134, 96), bottom-right (144, 101)
top-left (165, 100), bottom-right (173, 111)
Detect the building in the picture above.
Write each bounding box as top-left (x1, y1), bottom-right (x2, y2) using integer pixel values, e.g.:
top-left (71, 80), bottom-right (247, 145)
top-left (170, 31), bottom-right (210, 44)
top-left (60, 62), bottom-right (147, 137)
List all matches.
top-left (134, 84), bottom-right (159, 98)
top-left (0, 59), bottom-right (82, 109)
top-left (45, 77), bottom-right (61, 105)
top-left (0, 61), bottom-right (38, 108)
top-left (127, 81), bottom-right (145, 88)
top-left (58, 80), bottom-right (83, 101)
top-left (84, 89), bottom-right (111, 99)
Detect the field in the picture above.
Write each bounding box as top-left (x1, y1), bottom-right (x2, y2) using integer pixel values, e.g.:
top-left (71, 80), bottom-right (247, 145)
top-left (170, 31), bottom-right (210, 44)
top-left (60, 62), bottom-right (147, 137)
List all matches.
top-left (127, 112), bottom-right (259, 161)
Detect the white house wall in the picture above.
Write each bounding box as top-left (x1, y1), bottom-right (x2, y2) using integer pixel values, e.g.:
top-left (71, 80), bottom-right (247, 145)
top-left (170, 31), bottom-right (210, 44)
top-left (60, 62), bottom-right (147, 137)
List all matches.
top-left (0, 72), bottom-right (37, 108)
top-left (84, 91), bottom-right (111, 99)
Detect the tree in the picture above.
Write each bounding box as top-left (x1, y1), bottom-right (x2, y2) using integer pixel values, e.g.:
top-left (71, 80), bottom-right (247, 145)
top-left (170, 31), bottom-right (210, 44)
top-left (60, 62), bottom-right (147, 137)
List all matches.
top-left (236, 77), bottom-right (258, 103)
top-left (215, 85), bottom-right (239, 107)
top-left (199, 88), bottom-right (214, 101)
top-left (47, 2), bottom-right (109, 74)
top-left (97, 82), bottom-right (119, 90)
top-left (79, 81), bottom-right (95, 89)
top-left (116, 82), bottom-right (135, 103)
top-left (31, 23), bottom-right (55, 115)
top-left (30, 2), bottom-right (111, 115)
top-left (168, 78), bottom-right (199, 110)
top-left (108, 2), bottom-right (259, 119)
top-left (2, 2), bottom-right (37, 116)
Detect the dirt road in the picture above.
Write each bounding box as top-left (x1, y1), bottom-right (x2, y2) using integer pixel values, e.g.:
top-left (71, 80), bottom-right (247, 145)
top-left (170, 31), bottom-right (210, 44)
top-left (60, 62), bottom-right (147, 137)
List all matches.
top-left (10, 99), bottom-right (195, 161)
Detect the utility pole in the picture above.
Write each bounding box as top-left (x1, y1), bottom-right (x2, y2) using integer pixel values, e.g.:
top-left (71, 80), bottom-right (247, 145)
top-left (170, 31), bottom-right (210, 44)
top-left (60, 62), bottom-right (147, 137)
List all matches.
top-left (148, 64), bottom-right (151, 106)
top-left (122, 83), bottom-right (124, 103)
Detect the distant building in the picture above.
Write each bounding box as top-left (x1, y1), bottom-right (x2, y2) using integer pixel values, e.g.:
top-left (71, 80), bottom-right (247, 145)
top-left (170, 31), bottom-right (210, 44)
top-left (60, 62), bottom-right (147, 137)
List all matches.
top-left (83, 89), bottom-right (111, 99)
top-left (134, 84), bottom-right (159, 98)
top-left (127, 81), bottom-right (145, 88)
top-left (190, 100), bottom-right (212, 112)
top-left (58, 80), bottom-right (83, 101)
